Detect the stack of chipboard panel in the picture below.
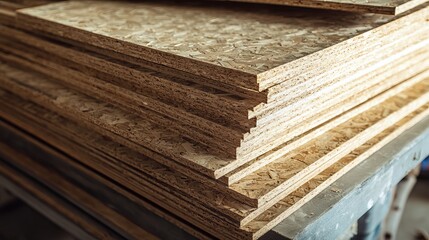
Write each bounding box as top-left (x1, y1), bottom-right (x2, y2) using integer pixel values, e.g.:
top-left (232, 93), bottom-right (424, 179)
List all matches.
top-left (0, 1), bottom-right (428, 239)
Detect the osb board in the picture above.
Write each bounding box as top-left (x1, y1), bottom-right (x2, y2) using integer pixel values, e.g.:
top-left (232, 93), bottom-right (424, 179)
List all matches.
top-left (227, 70), bottom-right (429, 224)
top-left (0, 94), bottom-right (251, 227)
top-left (3, 32), bottom-right (426, 159)
top-left (2, 51), bottom-right (428, 203)
top-left (4, 25), bottom-right (428, 166)
top-left (0, 25), bottom-right (256, 132)
top-left (0, 38), bottom-right (247, 149)
top-left (19, 0), bottom-right (429, 91)
top-left (0, 92), bottom-right (255, 239)
top-left (0, 143), bottom-right (159, 240)
top-left (0, 122), bottom-right (215, 240)
top-left (242, 105), bottom-right (429, 239)
top-left (0, 62), bottom-right (247, 180)
top-left (224, 50), bottom-right (429, 185)
top-left (251, 20), bottom-right (429, 119)
top-left (237, 31), bottom-right (429, 155)
top-left (2, 62), bottom-right (429, 229)
top-left (224, 0), bottom-right (428, 14)
top-left (2, 85), bottom-right (429, 240)
top-left (0, 49), bottom-right (240, 157)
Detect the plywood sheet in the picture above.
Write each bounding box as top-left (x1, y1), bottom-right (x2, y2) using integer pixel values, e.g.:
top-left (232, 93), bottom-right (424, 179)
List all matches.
top-left (224, 0), bottom-right (428, 14)
top-left (19, 0), bottom-right (429, 90)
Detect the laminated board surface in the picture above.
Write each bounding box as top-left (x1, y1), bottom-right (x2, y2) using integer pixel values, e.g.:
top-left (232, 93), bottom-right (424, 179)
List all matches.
top-left (224, 0), bottom-right (428, 14)
top-left (18, 0), bottom-right (427, 91)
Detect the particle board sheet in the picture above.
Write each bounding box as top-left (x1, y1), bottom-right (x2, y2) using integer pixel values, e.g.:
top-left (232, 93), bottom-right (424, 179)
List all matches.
top-left (237, 33), bottom-right (429, 159)
top-left (0, 25), bottom-right (256, 131)
top-left (11, 2), bottom-right (429, 161)
top-left (223, 49), bottom-right (429, 185)
top-left (0, 96), bottom-right (251, 239)
top-left (0, 24), bottom-right (424, 177)
top-left (0, 88), bottom-right (257, 228)
top-left (0, 70), bottom-right (422, 233)
top-left (228, 69), bottom-right (429, 222)
top-left (1, 33), bottom-right (429, 191)
top-left (242, 104), bottom-right (429, 239)
top-left (2, 82), bottom-right (429, 240)
top-left (1, 30), bottom-right (427, 159)
top-left (18, 0), bottom-right (429, 91)
top-left (2, 58), bottom-right (429, 208)
top-left (223, 0), bottom-right (428, 14)
top-left (0, 38), bottom-right (247, 153)
top-left (1, 61), bottom-right (429, 229)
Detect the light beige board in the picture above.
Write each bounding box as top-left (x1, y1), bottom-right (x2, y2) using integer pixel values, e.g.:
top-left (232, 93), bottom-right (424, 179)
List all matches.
top-left (17, 0), bottom-right (416, 91)
top-left (1, 60), bottom-right (429, 227)
top-left (2, 20), bottom-right (429, 177)
top-left (224, 0), bottom-right (428, 14)
top-left (10, 3), bottom-right (429, 164)
top-left (2, 33), bottom-right (429, 189)
top-left (243, 105), bottom-right (429, 239)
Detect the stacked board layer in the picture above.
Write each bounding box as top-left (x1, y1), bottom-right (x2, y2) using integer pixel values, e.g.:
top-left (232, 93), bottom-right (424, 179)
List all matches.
top-left (1, 1), bottom-right (429, 239)
top-left (224, 0), bottom-right (429, 14)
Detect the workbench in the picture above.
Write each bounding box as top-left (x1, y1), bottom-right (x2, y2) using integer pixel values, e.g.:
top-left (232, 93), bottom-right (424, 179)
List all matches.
top-left (0, 115), bottom-right (428, 240)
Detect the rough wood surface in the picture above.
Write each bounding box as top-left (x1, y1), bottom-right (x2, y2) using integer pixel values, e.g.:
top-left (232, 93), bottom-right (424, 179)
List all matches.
top-left (224, 0), bottom-right (428, 14)
top-left (1, 61), bottom-right (429, 235)
top-left (1, 84), bottom-right (427, 238)
top-left (1, 1), bottom-right (429, 238)
top-left (9, 1), bottom-right (429, 163)
top-left (223, 50), bottom-right (429, 185)
top-left (0, 88), bottom-right (257, 227)
top-left (229, 70), bottom-right (429, 224)
top-left (243, 105), bottom-right (429, 239)
top-left (1, 24), bottom-right (428, 185)
top-left (19, 0), bottom-right (426, 91)
top-left (0, 90), bottom-right (259, 239)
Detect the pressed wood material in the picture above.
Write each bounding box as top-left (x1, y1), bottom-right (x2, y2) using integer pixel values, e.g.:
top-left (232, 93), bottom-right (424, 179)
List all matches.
top-left (0, 82), bottom-right (428, 236)
top-left (1, 61), bottom-right (429, 234)
top-left (225, 0), bottom-right (429, 14)
top-left (15, 0), bottom-right (400, 90)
